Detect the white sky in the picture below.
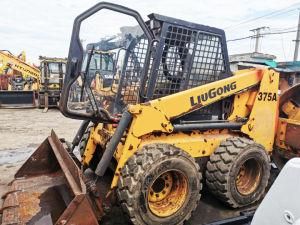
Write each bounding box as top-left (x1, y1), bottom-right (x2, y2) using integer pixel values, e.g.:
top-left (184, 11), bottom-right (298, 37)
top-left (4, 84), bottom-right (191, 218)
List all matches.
top-left (1, 0), bottom-right (300, 64)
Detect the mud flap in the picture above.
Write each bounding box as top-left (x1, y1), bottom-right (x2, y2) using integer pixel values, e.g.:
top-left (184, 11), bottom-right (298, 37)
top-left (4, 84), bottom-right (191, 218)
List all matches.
top-left (1, 131), bottom-right (101, 225)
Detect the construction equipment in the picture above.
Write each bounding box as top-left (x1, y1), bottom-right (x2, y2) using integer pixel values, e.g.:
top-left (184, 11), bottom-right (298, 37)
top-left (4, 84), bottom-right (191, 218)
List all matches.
top-left (2, 2), bottom-right (300, 225)
top-left (273, 83), bottom-right (300, 169)
top-left (38, 56), bottom-right (67, 112)
top-left (0, 50), bottom-right (40, 108)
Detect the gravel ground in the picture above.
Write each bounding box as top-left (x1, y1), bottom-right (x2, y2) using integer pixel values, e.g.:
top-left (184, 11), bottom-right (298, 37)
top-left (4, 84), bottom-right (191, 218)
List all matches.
top-left (0, 108), bottom-right (82, 202)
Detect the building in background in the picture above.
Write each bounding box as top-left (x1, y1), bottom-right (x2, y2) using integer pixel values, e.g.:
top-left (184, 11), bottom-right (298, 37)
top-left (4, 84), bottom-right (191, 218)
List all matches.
top-left (229, 52), bottom-right (300, 92)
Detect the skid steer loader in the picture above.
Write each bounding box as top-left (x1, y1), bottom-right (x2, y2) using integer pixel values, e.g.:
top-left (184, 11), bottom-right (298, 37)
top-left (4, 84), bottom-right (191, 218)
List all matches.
top-left (1, 2), bottom-right (300, 225)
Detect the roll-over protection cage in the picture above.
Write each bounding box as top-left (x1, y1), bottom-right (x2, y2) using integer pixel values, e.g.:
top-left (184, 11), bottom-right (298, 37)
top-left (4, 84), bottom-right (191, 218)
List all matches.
top-left (60, 2), bottom-right (231, 122)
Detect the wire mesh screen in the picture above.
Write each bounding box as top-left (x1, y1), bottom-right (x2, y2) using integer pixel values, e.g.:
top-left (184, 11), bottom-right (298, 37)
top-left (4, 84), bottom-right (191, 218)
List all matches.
top-left (151, 25), bottom-right (226, 99)
top-left (116, 37), bottom-right (149, 109)
top-left (188, 33), bottom-right (225, 87)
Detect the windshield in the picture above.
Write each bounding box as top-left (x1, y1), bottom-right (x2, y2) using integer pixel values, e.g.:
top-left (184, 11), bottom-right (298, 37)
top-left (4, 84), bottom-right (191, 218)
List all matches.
top-left (49, 63), bottom-right (59, 74)
top-left (41, 62), bottom-right (66, 84)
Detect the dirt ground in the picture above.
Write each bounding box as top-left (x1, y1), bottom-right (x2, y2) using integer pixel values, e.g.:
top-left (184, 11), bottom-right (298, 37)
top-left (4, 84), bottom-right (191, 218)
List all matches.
top-left (0, 108), bottom-right (82, 201)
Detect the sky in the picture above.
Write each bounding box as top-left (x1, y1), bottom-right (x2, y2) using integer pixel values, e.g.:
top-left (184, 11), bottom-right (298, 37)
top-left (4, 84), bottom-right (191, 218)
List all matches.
top-left (1, 0), bottom-right (300, 64)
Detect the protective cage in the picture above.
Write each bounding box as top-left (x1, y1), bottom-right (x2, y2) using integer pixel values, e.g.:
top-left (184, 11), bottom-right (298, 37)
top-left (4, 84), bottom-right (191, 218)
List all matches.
top-left (109, 13), bottom-right (231, 119)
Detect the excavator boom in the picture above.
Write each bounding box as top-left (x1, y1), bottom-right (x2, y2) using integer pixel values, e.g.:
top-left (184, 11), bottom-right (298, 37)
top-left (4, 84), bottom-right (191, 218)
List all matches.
top-left (0, 50), bottom-right (40, 82)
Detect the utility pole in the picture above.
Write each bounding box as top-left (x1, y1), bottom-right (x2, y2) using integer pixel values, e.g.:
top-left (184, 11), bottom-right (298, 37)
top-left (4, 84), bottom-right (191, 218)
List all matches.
top-left (250, 26), bottom-right (269, 53)
top-left (293, 10), bottom-right (300, 61)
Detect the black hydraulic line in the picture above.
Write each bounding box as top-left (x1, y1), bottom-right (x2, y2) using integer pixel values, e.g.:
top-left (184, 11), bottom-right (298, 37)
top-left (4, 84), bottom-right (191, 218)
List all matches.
top-left (173, 122), bottom-right (245, 132)
top-left (95, 111), bottom-right (132, 177)
top-left (71, 120), bottom-right (90, 151)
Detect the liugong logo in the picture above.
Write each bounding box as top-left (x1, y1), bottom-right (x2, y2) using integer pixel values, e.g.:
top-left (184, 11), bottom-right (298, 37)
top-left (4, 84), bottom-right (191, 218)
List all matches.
top-left (190, 81), bottom-right (237, 106)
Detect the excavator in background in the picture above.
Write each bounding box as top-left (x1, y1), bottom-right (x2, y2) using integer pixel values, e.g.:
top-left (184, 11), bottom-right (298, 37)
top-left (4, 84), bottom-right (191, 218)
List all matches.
top-left (38, 56), bottom-right (67, 112)
top-left (0, 50), bottom-right (40, 108)
top-left (1, 2), bottom-right (300, 225)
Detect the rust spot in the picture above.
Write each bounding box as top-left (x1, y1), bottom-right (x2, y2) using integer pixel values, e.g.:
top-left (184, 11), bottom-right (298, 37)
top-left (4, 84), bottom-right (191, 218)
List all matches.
top-left (153, 132), bottom-right (162, 137)
top-left (182, 131), bottom-right (192, 136)
top-left (128, 145), bottom-right (133, 151)
top-left (248, 124), bottom-right (254, 131)
top-left (161, 123), bottom-right (167, 128)
top-left (204, 139), bottom-right (207, 143)
top-left (115, 173), bottom-right (119, 176)
top-left (202, 150), bottom-right (206, 154)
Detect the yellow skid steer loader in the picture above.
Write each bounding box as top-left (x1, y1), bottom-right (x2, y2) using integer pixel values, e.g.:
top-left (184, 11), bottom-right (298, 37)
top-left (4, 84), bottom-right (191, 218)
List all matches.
top-left (1, 2), bottom-right (300, 225)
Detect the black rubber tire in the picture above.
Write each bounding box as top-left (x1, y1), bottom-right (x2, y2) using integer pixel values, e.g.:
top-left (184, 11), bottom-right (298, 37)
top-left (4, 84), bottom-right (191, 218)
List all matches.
top-left (205, 137), bottom-right (270, 208)
top-left (117, 144), bottom-right (202, 225)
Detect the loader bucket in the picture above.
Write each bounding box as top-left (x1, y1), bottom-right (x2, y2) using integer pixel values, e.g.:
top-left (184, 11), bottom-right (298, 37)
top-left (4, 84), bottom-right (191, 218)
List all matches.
top-left (1, 131), bottom-right (101, 225)
top-left (279, 83), bottom-right (300, 110)
top-left (0, 91), bottom-right (36, 108)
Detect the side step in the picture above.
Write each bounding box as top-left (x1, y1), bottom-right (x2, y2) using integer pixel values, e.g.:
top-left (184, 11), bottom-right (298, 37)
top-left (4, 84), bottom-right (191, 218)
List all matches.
top-left (1, 131), bottom-right (101, 225)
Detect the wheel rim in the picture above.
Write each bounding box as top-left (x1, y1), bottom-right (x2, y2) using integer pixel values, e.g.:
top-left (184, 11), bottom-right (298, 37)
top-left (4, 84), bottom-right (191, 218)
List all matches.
top-left (148, 170), bottom-right (188, 217)
top-left (235, 158), bottom-right (262, 195)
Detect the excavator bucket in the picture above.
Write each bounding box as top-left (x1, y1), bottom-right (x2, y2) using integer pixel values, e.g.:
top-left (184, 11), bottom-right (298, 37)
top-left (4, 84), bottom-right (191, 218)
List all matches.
top-left (279, 84), bottom-right (300, 150)
top-left (1, 131), bottom-right (102, 225)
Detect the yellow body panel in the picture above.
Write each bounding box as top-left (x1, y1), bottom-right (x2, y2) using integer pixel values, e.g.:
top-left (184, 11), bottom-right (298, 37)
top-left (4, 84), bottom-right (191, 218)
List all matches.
top-left (140, 130), bottom-right (234, 157)
top-left (82, 124), bottom-right (116, 166)
top-left (81, 127), bottom-right (97, 166)
top-left (241, 70), bottom-right (279, 151)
